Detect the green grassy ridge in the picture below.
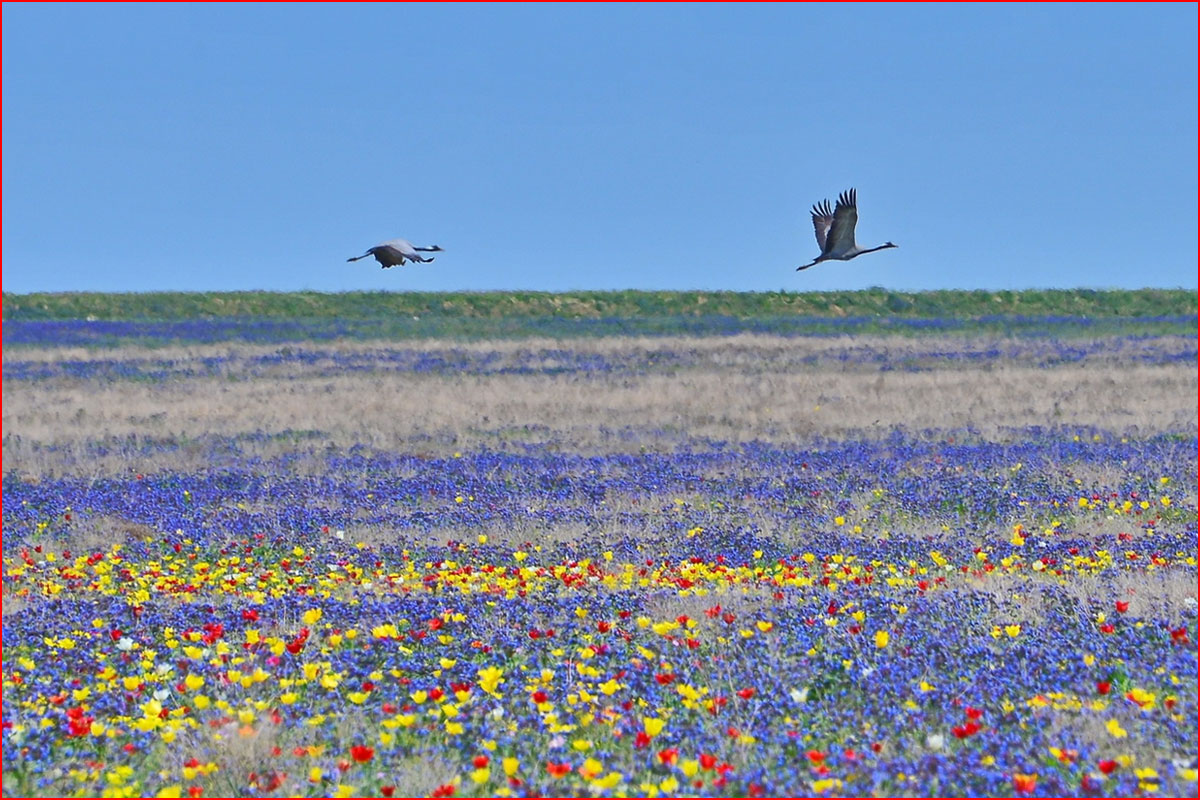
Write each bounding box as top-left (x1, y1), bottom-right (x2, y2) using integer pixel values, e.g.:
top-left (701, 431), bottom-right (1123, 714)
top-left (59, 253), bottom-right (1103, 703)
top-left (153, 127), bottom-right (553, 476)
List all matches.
top-left (3, 288), bottom-right (1196, 321)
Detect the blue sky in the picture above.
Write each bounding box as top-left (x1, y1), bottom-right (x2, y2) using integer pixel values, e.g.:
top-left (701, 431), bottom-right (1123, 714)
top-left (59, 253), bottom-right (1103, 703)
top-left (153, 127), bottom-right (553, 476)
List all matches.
top-left (3, 3), bottom-right (1196, 294)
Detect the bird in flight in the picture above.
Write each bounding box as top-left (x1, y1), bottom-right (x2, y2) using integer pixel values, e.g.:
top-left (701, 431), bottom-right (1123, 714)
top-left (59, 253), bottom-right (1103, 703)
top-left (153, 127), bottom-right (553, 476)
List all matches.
top-left (347, 238), bottom-right (443, 269)
top-left (797, 188), bottom-right (896, 271)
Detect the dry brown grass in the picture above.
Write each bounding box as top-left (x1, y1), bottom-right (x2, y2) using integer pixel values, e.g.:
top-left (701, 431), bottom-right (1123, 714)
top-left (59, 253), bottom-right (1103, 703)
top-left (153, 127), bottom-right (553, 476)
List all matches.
top-left (3, 335), bottom-right (1195, 475)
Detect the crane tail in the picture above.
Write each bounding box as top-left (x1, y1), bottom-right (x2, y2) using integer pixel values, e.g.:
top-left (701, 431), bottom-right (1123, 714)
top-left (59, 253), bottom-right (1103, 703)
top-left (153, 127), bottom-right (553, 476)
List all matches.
top-left (347, 253), bottom-right (370, 262)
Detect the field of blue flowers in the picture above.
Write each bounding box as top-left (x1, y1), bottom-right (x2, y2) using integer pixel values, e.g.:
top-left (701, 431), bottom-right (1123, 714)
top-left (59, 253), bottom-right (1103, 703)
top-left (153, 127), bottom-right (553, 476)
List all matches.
top-left (3, 317), bottom-right (1196, 798)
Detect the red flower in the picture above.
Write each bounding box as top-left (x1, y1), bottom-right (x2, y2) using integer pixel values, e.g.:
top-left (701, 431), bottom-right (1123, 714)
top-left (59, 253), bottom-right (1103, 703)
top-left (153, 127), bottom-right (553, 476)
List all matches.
top-left (349, 746), bottom-right (374, 763)
top-left (736, 688), bottom-right (756, 699)
top-left (1012, 774), bottom-right (1037, 793)
top-left (951, 721), bottom-right (981, 738)
top-left (964, 706), bottom-right (983, 720)
top-left (429, 688), bottom-right (444, 701)
top-left (473, 755), bottom-right (490, 768)
top-left (597, 621), bottom-right (611, 633)
top-left (381, 787), bottom-right (395, 797)
top-left (699, 753), bottom-right (718, 770)
top-left (634, 731), bottom-right (651, 748)
top-left (242, 609), bottom-right (259, 622)
top-left (1115, 601), bottom-right (1129, 613)
top-left (382, 702), bottom-right (398, 714)
top-left (655, 673), bottom-right (675, 685)
top-left (531, 690), bottom-right (548, 704)
top-left (1099, 623), bottom-right (1115, 634)
top-left (432, 783), bottom-right (455, 797)
top-left (1098, 760), bottom-right (1118, 775)
top-left (806, 749), bottom-right (825, 764)
top-left (1096, 681), bottom-right (1111, 695)
top-left (1171, 627), bottom-right (1188, 643)
top-left (721, 612), bottom-right (736, 624)
top-left (187, 788), bottom-right (203, 798)
top-left (546, 762), bottom-right (571, 778)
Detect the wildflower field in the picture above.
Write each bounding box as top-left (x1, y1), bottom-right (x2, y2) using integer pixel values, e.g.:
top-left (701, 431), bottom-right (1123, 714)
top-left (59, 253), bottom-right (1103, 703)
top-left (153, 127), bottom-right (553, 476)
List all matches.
top-left (3, 299), bottom-right (1197, 798)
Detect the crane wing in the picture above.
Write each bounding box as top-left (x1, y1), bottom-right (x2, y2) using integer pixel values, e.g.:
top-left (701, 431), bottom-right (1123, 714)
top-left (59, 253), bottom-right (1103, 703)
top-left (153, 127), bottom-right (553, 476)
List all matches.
top-left (379, 238), bottom-right (418, 257)
top-left (824, 188), bottom-right (858, 256)
top-left (810, 199), bottom-right (834, 252)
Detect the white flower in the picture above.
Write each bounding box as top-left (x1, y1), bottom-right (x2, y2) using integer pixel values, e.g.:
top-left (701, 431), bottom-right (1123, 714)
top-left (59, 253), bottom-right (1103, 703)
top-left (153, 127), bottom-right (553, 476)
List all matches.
top-left (789, 687), bottom-right (810, 704)
top-left (153, 688), bottom-right (170, 702)
top-left (926, 734), bottom-right (945, 750)
top-left (116, 637), bottom-right (135, 652)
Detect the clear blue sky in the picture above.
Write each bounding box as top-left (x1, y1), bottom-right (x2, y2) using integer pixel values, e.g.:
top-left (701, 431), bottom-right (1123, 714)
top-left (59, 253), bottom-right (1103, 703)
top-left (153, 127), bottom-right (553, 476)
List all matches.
top-left (3, 3), bottom-right (1196, 294)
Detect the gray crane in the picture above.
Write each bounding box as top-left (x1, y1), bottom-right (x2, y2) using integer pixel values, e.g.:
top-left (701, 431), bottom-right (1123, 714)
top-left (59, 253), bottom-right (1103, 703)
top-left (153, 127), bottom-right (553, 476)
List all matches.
top-left (797, 188), bottom-right (896, 271)
top-left (347, 238), bottom-right (443, 269)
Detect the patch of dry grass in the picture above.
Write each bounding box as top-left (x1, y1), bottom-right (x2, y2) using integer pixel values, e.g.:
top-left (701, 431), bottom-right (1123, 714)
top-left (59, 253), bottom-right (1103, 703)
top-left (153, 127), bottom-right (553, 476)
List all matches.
top-left (3, 336), bottom-right (1195, 475)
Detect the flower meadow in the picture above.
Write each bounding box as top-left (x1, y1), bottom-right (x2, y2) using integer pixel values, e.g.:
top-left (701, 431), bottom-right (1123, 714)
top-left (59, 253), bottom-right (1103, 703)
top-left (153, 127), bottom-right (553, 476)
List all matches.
top-left (3, 320), bottom-right (1197, 798)
top-left (4, 432), bottom-right (1196, 798)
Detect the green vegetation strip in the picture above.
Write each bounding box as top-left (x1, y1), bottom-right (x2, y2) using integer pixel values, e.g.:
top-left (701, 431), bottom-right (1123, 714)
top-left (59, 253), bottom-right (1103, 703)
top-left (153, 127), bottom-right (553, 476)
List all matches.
top-left (5, 288), bottom-right (1196, 321)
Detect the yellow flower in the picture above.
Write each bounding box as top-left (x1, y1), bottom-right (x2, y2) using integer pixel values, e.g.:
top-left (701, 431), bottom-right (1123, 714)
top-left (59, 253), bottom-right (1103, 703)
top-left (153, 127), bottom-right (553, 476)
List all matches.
top-left (184, 674), bottom-right (205, 691)
top-left (478, 666), bottom-right (504, 696)
top-left (302, 608), bottom-right (323, 625)
top-left (1106, 719), bottom-right (1128, 738)
top-left (1005, 624), bottom-right (1021, 638)
top-left (643, 716), bottom-right (665, 737)
top-left (502, 758), bottom-right (520, 777)
top-left (874, 630), bottom-right (890, 649)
